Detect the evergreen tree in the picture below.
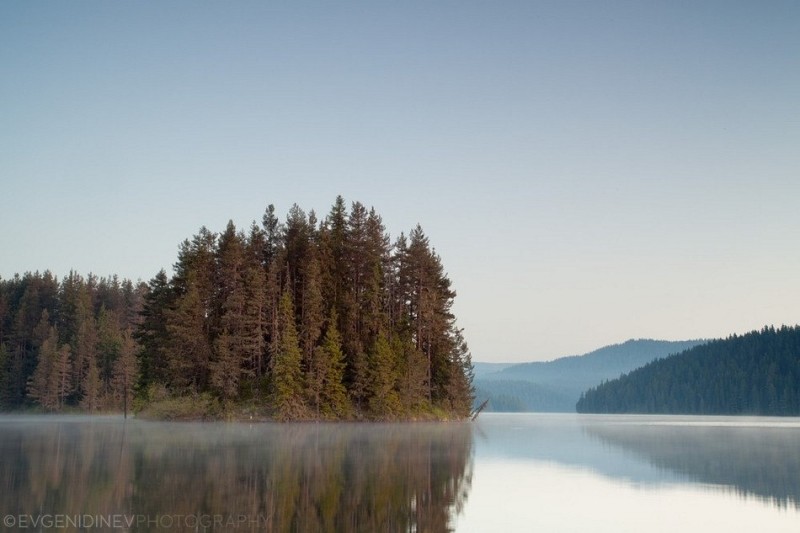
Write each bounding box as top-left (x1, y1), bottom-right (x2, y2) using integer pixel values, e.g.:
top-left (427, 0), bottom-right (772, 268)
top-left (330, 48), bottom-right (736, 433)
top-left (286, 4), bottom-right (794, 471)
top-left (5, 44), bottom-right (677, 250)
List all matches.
top-left (96, 306), bottom-right (122, 397)
top-left (444, 327), bottom-right (475, 417)
top-left (80, 354), bottom-right (101, 412)
top-left (210, 331), bottom-right (240, 402)
top-left (56, 273), bottom-right (95, 404)
top-left (211, 221), bottom-right (256, 399)
top-left (111, 330), bottom-right (138, 413)
top-left (28, 326), bottom-right (71, 411)
top-left (396, 341), bottom-right (430, 415)
top-left (300, 253), bottom-right (324, 367)
top-left (242, 240), bottom-right (268, 380)
top-left (165, 279), bottom-right (212, 393)
top-left (135, 270), bottom-right (172, 387)
top-left (262, 203), bottom-right (283, 266)
top-left (270, 290), bottom-right (306, 420)
top-left (320, 310), bottom-right (349, 418)
top-left (308, 310), bottom-right (350, 418)
top-left (367, 332), bottom-right (400, 419)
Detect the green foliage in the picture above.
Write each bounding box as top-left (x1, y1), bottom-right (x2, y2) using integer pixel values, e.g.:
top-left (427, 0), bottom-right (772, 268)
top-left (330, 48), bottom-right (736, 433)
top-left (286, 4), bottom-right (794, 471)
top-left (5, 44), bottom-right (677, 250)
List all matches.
top-left (270, 291), bottom-right (307, 420)
top-left (27, 325), bottom-right (71, 411)
top-left (308, 310), bottom-right (350, 419)
top-left (367, 332), bottom-right (400, 419)
top-left (577, 326), bottom-right (800, 415)
top-left (1, 198), bottom-right (474, 421)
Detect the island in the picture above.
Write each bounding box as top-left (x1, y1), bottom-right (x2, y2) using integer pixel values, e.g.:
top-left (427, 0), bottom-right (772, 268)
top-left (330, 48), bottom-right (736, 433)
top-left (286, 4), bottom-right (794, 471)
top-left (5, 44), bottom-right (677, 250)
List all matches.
top-left (0, 197), bottom-right (475, 421)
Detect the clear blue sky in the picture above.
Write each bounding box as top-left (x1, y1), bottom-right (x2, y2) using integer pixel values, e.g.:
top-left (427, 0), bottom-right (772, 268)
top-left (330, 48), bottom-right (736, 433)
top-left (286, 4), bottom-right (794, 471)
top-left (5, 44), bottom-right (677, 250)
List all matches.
top-left (2, 1), bottom-right (799, 362)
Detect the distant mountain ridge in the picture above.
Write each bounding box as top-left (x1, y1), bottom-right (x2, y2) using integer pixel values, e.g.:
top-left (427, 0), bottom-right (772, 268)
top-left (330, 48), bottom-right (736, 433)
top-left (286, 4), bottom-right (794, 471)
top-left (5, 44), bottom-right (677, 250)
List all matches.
top-left (475, 339), bottom-right (705, 412)
top-left (576, 326), bottom-right (800, 415)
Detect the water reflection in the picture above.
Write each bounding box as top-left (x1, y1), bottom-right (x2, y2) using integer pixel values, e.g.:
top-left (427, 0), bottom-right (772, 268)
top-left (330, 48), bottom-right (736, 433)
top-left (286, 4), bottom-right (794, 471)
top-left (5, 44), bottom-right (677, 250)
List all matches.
top-left (0, 416), bottom-right (473, 532)
top-left (582, 416), bottom-right (800, 509)
top-left (458, 414), bottom-right (800, 532)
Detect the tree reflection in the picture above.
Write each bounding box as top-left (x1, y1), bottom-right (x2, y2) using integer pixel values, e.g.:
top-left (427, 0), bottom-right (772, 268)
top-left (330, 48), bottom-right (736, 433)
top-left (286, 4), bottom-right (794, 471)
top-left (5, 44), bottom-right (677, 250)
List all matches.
top-left (0, 416), bottom-right (473, 532)
top-left (584, 420), bottom-right (800, 509)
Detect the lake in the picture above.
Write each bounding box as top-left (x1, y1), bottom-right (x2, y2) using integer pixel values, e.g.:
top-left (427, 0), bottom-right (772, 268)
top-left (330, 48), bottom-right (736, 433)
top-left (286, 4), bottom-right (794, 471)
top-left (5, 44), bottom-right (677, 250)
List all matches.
top-left (0, 413), bottom-right (798, 531)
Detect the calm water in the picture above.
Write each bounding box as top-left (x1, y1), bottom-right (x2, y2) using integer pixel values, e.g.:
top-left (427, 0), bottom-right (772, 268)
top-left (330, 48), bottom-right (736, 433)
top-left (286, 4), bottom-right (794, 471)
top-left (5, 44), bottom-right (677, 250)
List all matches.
top-left (1, 414), bottom-right (799, 532)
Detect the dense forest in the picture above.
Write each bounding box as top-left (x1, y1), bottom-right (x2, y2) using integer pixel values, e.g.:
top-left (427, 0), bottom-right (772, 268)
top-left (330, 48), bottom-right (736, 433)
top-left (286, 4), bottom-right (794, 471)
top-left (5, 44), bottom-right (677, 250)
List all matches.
top-left (0, 197), bottom-right (474, 420)
top-left (576, 326), bottom-right (800, 415)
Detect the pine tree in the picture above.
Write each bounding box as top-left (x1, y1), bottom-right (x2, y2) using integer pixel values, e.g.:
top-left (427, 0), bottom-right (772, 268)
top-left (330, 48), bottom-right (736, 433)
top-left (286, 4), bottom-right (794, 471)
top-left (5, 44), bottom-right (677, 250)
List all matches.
top-left (301, 253), bottom-right (324, 367)
top-left (319, 196), bottom-right (348, 326)
top-left (165, 279), bottom-right (212, 393)
top-left (320, 310), bottom-right (349, 418)
top-left (96, 306), bottom-right (122, 398)
top-left (242, 246), bottom-right (268, 381)
top-left (262, 203), bottom-right (283, 266)
top-left (28, 326), bottom-right (70, 410)
top-left (270, 290), bottom-right (306, 420)
top-left (135, 270), bottom-right (173, 387)
top-left (80, 354), bottom-right (101, 412)
top-left (367, 332), bottom-right (400, 419)
top-left (111, 330), bottom-right (138, 414)
top-left (396, 341), bottom-right (430, 415)
top-left (444, 327), bottom-right (475, 417)
top-left (211, 221), bottom-right (256, 400)
top-left (56, 271), bottom-right (93, 403)
top-left (210, 331), bottom-right (240, 402)
top-left (308, 310), bottom-right (350, 418)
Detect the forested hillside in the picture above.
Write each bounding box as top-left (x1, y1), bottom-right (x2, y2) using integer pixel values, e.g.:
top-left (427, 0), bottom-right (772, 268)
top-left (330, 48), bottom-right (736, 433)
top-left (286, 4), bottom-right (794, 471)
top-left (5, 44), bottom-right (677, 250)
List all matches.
top-left (475, 339), bottom-right (702, 412)
top-left (576, 326), bottom-right (800, 415)
top-left (0, 197), bottom-right (474, 420)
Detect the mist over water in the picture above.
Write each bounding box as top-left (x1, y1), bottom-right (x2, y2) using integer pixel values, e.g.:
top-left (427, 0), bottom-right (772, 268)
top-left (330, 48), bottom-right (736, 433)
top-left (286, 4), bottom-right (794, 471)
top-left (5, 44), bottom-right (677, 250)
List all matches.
top-left (0, 416), bottom-right (473, 532)
top-left (2, 414), bottom-right (800, 532)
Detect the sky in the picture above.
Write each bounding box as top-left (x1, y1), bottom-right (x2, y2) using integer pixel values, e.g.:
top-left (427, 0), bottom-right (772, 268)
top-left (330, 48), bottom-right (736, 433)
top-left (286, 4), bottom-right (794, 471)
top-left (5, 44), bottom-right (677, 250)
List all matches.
top-left (2, 1), bottom-right (799, 362)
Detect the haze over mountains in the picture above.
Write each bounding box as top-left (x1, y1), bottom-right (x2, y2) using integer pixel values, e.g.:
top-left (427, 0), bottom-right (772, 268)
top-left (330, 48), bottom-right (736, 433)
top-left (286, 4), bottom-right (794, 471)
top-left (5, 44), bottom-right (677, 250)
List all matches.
top-left (474, 339), bottom-right (705, 412)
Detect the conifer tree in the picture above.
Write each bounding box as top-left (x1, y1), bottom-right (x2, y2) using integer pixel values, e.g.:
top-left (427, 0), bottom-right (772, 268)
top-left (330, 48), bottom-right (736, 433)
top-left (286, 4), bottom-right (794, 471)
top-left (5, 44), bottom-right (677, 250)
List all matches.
top-left (308, 310), bottom-right (349, 418)
top-left (57, 272), bottom-right (93, 400)
top-left (319, 196), bottom-right (348, 324)
top-left (210, 331), bottom-right (240, 402)
top-left (444, 328), bottom-right (475, 417)
top-left (96, 306), bottom-right (122, 396)
top-left (320, 310), bottom-right (349, 418)
top-left (135, 270), bottom-right (172, 387)
top-left (80, 354), bottom-right (101, 412)
top-left (301, 253), bottom-right (324, 366)
top-left (367, 332), bottom-right (400, 419)
top-left (111, 330), bottom-right (138, 413)
top-left (28, 326), bottom-right (71, 410)
top-left (242, 235), bottom-right (268, 379)
top-left (165, 280), bottom-right (211, 393)
top-left (396, 341), bottom-right (430, 414)
top-left (264, 258), bottom-right (283, 372)
top-left (211, 221), bottom-right (258, 397)
top-left (262, 204), bottom-right (283, 266)
top-left (270, 290), bottom-right (306, 420)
